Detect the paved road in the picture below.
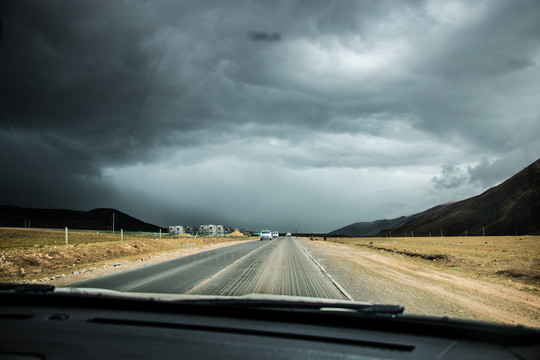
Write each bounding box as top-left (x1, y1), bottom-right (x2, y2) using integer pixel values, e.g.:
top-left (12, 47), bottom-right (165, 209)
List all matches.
top-left (70, 240), bottom-right (267, 293)
top-left (71, 237), bottom-right (348, 300)
top-left (188, 237), bottom-right (348, 299)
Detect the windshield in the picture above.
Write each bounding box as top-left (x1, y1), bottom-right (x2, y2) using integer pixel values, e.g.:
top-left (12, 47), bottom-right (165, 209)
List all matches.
top-left (0, 1), bottom-right (539, 329)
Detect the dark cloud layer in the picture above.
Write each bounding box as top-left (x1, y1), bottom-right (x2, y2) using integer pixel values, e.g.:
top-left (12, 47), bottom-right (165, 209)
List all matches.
top-left (248, 32), bottom-right (281, 42)
top-left (1, 1), bottom-right (539, 231)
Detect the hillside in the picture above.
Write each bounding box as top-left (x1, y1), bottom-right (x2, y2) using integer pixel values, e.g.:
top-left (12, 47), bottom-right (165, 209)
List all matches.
top-left (332, 158), bottom-right (540, 237)
top-left (0, 205), bottom-right (165, 232)
top-left (330, 205), bottom-right (444, 236)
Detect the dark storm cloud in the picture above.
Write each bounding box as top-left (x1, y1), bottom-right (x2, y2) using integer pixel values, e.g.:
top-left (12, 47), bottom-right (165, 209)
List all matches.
top-left (402, 1), bottom-right (540, 147)
top-left (1, 1), bottom-right (162, 157)
top-left (248, 32), bottom-right (281, 42)
top-left (1, 0), bottom-right (539, 230)
top-left (467, 157), bottom-right (528, 189)
top-left (0, 131), bottom-right (115, 208)
top-left (417, 1), bottom-right (540, 81)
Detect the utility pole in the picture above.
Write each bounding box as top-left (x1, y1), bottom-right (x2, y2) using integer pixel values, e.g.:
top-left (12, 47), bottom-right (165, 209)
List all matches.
top-left (112, 212), bottom-right (117, 234)
top-left (482, 226), bottom-right (485, 236)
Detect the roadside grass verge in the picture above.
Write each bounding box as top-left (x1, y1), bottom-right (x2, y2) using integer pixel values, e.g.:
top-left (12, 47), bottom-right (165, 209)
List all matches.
top-left (1, 227), bottom-right (191, 248)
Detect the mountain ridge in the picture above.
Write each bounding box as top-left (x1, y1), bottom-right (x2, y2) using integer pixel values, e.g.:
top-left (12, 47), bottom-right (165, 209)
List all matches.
top-left (330, 205), bottom-right (445, 236)
top-left (0, 205), bottom-right (165, 232)
top-left (331, 158), bottom-right (540, 236)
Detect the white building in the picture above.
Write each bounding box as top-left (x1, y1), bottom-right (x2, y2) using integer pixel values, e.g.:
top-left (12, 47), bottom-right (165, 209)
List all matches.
top-left (169, 225), bottom-right (184, 235)
top-left (216, 225), bottom-right (225, 235)
top-left (198, 224), bottom-right (225, 236)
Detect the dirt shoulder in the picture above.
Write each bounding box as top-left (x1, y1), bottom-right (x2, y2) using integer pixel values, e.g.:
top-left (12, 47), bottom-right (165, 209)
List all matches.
top-left (301, 238), bottom-right (540, 328)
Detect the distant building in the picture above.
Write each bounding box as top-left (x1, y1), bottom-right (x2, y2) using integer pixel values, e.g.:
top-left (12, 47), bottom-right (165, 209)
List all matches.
top-left (183, 226), bottom-right (195, 235)
top-left (168, 224), bottom-right (235, 236)
top-left (216, 225), bottom-right (224, 235)
top-left (169, 225), bottom-right (184, 235)
top-left (198, 224), bottom-right (227, 236)
top-left (198, 224), bottom-right (216, 235)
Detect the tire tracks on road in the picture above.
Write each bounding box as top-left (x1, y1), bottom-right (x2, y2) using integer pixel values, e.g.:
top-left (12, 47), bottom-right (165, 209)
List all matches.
top-left (187, 238), bottom-right (349, 300)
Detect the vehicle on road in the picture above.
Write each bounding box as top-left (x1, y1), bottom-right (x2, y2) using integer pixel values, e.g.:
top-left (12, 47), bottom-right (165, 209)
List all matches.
top-left (272, 231), bottom-right (279, 238)
top-left (286, 233), bottom-right (291, 236)
top-left (260, 230), bottom-right (273, 240)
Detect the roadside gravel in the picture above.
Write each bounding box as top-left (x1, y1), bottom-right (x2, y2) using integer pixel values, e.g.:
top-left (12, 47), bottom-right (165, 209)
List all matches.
top-left (302, 239), bottom-right (540, 328)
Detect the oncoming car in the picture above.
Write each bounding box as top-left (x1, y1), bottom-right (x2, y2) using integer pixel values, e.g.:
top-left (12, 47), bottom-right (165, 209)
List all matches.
top-left (260, 230), bottom-right (273, 240)
top-left (272, 231), bottom-right (279, 238)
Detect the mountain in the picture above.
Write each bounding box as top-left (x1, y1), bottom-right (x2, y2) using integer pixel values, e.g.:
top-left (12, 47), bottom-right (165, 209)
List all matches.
top-left (0, 205), bottom-right (165, 232)
top-left (330, 205), bottom-right (444, 236)
top-left (332, 158), bottom-right (540, 237)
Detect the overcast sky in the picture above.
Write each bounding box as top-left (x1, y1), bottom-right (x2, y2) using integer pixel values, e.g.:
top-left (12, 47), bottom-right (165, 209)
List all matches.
top-left (1, 0), bottom-right (539, 232)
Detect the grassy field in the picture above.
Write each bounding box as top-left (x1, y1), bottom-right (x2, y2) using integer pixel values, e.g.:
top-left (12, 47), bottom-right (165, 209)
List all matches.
top-left (0, 227), bottom-right (188, 248)
top-left (325, 236), bottom-right (540, 287)
top-left (0, 227), bottom-right (254, 283)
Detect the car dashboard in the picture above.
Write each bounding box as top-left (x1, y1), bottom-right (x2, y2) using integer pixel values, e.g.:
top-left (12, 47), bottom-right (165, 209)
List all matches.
top-left (1, 287), bottom-right (539, 360)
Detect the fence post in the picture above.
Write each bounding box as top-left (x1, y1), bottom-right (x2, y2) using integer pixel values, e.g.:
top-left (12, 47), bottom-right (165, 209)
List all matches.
top-left (65, 227), bottom-right (68, 245)
top-left (159, 229), bottom-right (162, 239)
top-left (121, 229), bottom-right (123, 241)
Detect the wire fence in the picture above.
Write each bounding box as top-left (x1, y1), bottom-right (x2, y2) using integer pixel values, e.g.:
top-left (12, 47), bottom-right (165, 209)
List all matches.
top-left (0, 227), bottom-right (170, 248)
top-left (0, 227), bottom-right (253, 249)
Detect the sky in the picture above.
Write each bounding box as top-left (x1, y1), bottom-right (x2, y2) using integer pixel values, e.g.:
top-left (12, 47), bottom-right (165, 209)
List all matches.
top-left (1, 0), bottom-right (539, 232)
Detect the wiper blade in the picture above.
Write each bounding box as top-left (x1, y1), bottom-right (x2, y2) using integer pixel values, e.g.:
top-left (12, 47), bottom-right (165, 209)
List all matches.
top-left (175, 298), bottom-right (404, 316)
top-left (0, 283), bottom-right (55, 295)
top-left (1, 285), bottom-right (405, 316)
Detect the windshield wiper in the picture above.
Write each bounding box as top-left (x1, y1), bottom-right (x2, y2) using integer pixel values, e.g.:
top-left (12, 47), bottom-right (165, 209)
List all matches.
top-left (0, 283), bottom-right (55, 295)
top-left (1, 284), bottom-right (404, 316)
top-left (175, 298), bottom-right (404, 316)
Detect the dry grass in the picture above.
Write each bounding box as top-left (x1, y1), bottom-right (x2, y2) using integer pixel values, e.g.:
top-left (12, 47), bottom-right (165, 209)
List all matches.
top-left (0, 227), bottom-right (255, 283)
top-left (324, 236), bottom-right (540, 287)
top-left (0, 227), bottom-right (170, 248)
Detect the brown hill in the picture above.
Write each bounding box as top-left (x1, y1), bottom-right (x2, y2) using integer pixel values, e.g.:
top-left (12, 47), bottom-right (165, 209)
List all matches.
top-left (0, 206), bottom-right (165, 232)
top-left (377, 158), bottom-right (540, 236)
top-left (330, 205), bottom-right (445, 236)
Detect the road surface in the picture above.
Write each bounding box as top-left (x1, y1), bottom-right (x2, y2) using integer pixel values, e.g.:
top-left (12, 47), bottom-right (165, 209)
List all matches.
top-left (188, 237), bottom-right (347, 299)
top-left (70, 240), bottom-right (267, 293)
top-left (71, 237), bottom-right (348, 300)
